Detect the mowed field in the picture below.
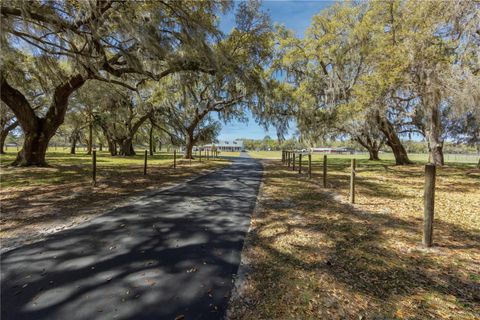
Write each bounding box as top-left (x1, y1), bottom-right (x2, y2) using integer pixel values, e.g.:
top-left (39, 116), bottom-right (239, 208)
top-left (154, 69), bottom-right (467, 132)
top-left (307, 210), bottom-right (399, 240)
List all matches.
top-left (229, 151), bottom-right (480, 319)
top-left (0, 149), bottom-right (229, 245)
top-left (248, 150), bottom-right (479, 164)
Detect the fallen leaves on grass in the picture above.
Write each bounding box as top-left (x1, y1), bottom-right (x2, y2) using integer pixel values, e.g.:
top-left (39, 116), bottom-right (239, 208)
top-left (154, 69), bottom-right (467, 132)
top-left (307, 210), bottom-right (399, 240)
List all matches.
top-left (229, 160), bottom-right (480, 320)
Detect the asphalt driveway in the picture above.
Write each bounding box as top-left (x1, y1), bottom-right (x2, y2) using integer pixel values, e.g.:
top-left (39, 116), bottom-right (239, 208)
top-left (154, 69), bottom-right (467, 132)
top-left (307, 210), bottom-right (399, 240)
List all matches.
top-left (1, 153), bottom-right (262, 320)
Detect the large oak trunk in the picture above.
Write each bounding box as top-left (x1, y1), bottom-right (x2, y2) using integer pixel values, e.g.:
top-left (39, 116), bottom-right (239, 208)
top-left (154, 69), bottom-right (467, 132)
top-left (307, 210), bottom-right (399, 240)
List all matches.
top-left (119, 138), bottom-right (135, 156)
top-left (354, 135), bottom-right (382, 161)
top-left (12, 126), bottom-right (51, 166)
top-left (108, 140), bottom-right (117, 156)
top-left (2, 73), bottom-right (86, 166)
top-left (368, 148), bottom-right (380, 161)
top-left (184, 132), bottom-right (195, 159)
top-left (376, 113), bottom-right (412, 165)
top-left (70, 138), bottom-right (77, 154)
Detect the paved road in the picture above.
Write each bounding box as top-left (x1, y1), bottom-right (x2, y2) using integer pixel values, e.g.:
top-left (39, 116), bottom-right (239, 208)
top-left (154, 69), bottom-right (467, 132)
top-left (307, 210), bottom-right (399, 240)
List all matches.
top-left (1, 154), bottom-right (262, 320)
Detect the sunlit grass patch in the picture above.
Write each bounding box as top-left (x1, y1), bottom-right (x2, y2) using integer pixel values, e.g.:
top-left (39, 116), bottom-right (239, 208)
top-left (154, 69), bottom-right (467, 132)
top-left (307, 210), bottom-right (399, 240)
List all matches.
top-left (0, 150), bottom-right (230, 242)
top-left (229, 159), bottom-right (480, 319)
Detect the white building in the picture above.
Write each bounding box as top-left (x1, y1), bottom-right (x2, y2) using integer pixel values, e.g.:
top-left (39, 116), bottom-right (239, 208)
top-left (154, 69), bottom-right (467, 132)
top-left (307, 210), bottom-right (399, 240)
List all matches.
top-left (310, 147), bottom-right (353, 154)
top-left (203, 140), bottom-right (244, 152)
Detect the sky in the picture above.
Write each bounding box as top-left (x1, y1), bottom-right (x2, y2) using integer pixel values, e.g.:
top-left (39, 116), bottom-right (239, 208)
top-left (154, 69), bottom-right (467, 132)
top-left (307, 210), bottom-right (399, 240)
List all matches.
top-left (216, 0), bottom-right (334, 141)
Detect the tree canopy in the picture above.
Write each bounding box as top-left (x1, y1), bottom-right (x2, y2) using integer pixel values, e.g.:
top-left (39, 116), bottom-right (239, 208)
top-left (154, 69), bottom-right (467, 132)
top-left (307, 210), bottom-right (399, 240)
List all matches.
top-left (1, 0), bottom-right (479, 166)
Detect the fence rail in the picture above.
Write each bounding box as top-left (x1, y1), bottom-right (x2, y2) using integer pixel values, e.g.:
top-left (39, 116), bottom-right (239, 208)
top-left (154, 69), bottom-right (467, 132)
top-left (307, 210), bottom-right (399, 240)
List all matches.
top-left (279, 149), bottom-right (456, 248)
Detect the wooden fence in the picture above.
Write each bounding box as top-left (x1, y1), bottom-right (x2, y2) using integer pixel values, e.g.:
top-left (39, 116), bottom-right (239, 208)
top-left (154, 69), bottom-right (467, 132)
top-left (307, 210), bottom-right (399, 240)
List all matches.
top-left (281, 150), bottom-right (438, 248)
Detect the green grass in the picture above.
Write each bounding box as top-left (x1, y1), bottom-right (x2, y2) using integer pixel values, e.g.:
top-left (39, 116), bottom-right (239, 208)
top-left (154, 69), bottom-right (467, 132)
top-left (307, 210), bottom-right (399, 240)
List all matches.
top-left (1, 148), bottom-right (230, 239)
top-left (0, 149), bottom-right (216, 188)
top-left (218, 151), bottom-right (241, 157)
top-left (1, 149), bottom-right (179, 166)
top-left (248, 150), bottom-right (479, 165)
top-left (229, 158), bottom-right (480, 319)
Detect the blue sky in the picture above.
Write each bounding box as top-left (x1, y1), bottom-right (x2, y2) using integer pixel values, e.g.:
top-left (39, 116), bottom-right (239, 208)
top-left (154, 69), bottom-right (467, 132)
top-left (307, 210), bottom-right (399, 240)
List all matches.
top-left (217, 0), bottom-right (334, 141)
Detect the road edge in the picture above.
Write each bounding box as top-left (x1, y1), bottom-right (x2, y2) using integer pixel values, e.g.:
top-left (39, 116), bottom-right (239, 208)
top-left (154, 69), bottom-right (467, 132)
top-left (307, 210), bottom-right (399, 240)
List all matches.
top-left (225, 159), bottom-right (266, 319)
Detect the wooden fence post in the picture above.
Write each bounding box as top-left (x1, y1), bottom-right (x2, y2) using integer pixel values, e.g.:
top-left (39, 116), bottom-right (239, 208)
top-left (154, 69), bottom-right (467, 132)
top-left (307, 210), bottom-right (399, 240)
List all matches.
top-left (350, 158), bottom-right (356, 203)
top-left (292, 153), bottom-right (296, 171)
top-left (207, 149), bottom-right (209, 161)
top-left (173, 149), bottom-right (177, 169)
top-left (323, 155), bottom-right (327, 188)
top-left (299, 154), bottom-right (302, 174)
top-left (423, 164), bottom-right (436, 247)
top-left (287, 152), bottom-right (291, 168)
top-left (144, 150), bottom-right (147, 175)
top-left (199, 150), bottom-right (202, 162)
top-left (308, 154), bottom-right (312, 179)
top-left (92, 150), bottom-right (97, 186)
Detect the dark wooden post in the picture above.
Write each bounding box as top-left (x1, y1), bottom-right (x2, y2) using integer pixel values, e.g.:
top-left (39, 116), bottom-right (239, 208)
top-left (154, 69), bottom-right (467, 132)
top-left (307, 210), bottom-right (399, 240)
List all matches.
top-left (350, 159), bottom-right (356, 203)
top-left (292, 153), bottom-right (296, 171)
top-left (298, 154), bottom-right (302, 174)
top-left (308, 154), bottom-right (312, 179)
top-left (144, 150), bottom-right (147, 175)
top-left (323, 155), bottom-right (327, 188)
top-left (207, 149), bottom-right (209, 161)
top-left (92, 150), bottom-right (97, 186)
top-left (173, 149), bottom-right (177, 169)
top-left (423, 164), bottom-right (436, 247)
top-left (287, 152), bottom-right (291, 168)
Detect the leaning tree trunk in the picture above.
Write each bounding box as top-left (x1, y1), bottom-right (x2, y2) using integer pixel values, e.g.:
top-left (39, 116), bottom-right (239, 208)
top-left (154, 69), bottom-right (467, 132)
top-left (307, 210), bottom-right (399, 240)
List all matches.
top-left (376, 113), bottom-right (412, 165)
top-left (0, 121), bottom-right (18, 154)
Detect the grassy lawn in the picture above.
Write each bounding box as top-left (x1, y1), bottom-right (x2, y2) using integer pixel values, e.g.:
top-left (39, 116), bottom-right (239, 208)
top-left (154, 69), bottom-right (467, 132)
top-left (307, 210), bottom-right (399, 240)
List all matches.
top-left (218, 151), bottom-right (241, 157)
top-left (1, 149), bottom-right (194, 188)
top-left (229, 157), bottom-right (480, 319)
top-left (0, 149), bottom-right (229, 244)
top-left (248, 150), bottom-right (479, 164)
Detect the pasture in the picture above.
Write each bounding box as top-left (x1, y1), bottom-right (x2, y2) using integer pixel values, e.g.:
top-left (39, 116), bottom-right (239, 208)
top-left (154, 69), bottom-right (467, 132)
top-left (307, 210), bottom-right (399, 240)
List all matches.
top-left (0, 149), bottom-right (229, 246)
top-left (228, 152), bottom-right (480, 319)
